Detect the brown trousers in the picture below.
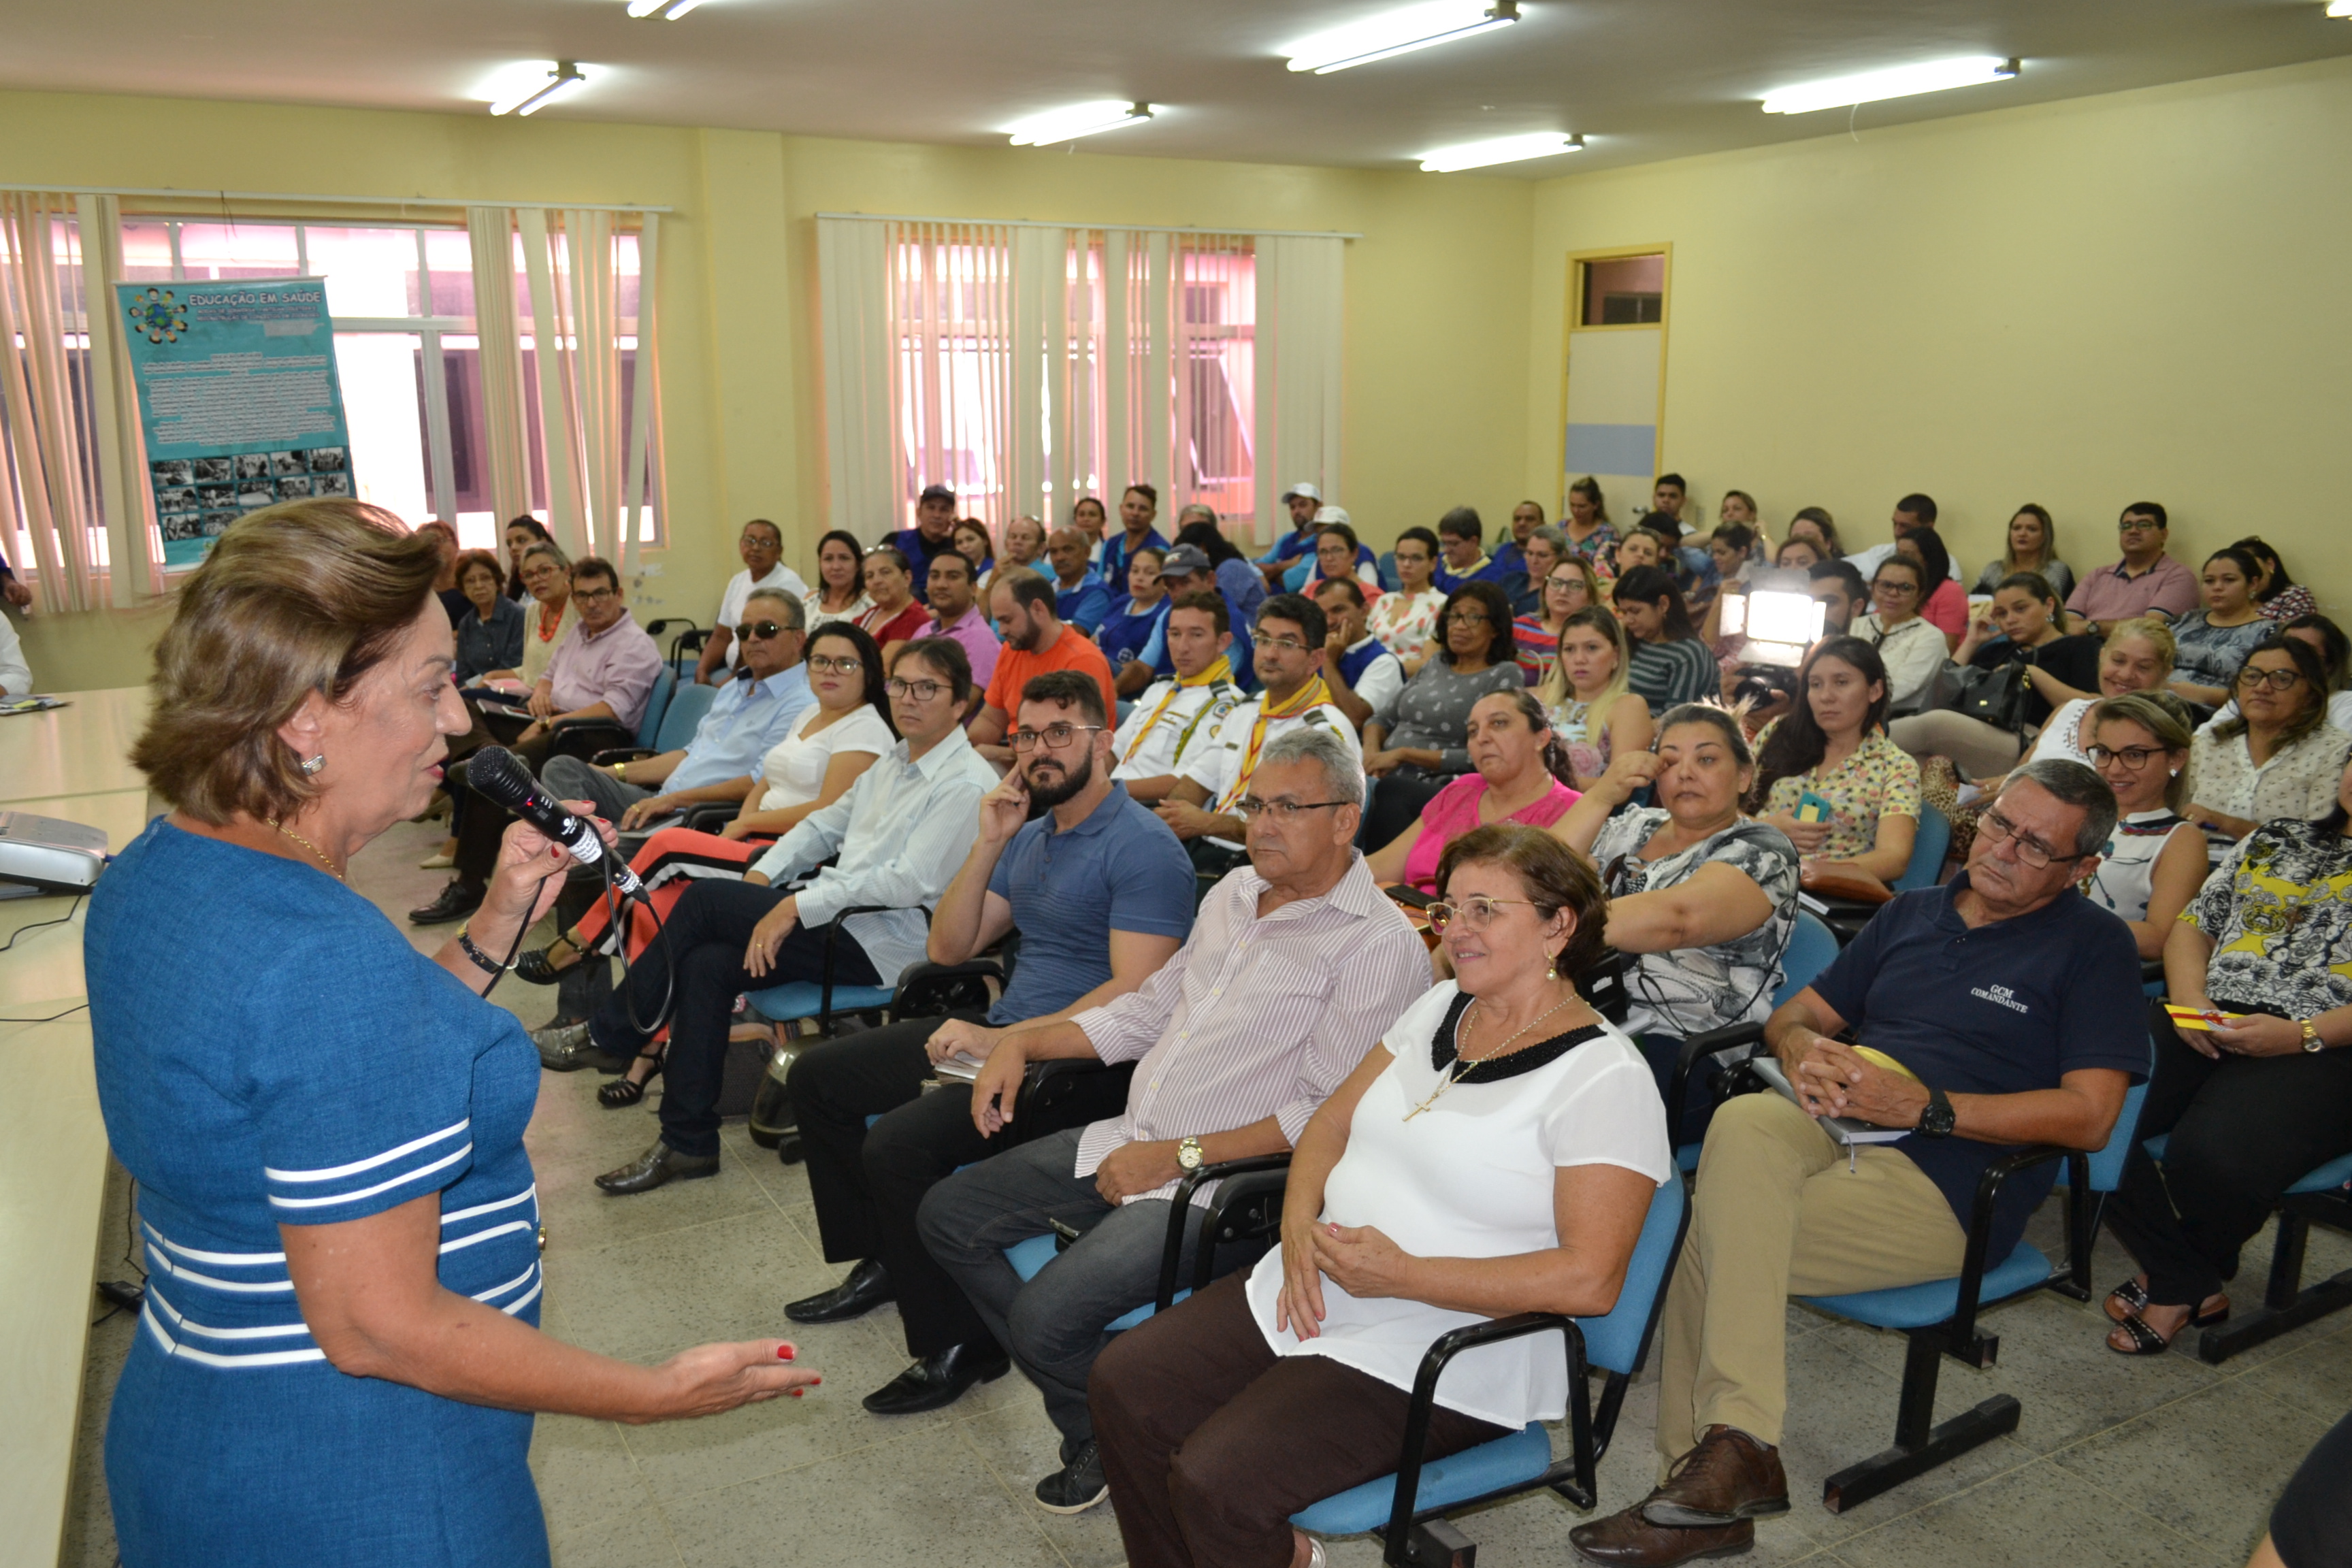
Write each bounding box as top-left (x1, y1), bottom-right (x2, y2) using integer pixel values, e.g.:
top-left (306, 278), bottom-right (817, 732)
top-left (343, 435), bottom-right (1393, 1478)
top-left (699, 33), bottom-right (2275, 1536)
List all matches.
top-left (1092, 1273), bottom-right (1509, 1568)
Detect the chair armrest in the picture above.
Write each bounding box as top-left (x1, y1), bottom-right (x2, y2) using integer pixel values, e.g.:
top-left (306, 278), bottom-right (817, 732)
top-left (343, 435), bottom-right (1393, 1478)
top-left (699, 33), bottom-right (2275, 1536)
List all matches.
top-left (1944, 1144), bottom-right (2069, 1356)
top-left (1665, 1024), bottom-right (1766, 1156)
top-left (547, 717), bottom-right (635, 761)
top-left (1010, 1058), bottom-right (1137, 1147)
top-left (679, 801), bottom-right (741, 834)
top-left (1156, 1155), bottom-right (1294, 1310)
top-left (591, 746), bottom-right (655, 766)
top-left (1385, 1313), bottom-right (1587, 1546)
top-left (891, 958), bottom-right (1007, 1021)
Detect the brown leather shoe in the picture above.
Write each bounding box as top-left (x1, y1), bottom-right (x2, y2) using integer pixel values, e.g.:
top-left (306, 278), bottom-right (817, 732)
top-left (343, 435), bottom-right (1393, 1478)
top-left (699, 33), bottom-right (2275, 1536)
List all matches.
top-left (1570, 1505), bottom-right (1754, 1566)
top-left (1641, 1426), bottom-right (1789, 1527)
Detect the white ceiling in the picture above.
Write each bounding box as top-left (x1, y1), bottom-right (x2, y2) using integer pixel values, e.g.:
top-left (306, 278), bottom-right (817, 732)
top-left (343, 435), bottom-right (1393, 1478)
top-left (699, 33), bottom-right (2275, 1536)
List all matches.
top-left (6, 0), bottom-right (2349, 178)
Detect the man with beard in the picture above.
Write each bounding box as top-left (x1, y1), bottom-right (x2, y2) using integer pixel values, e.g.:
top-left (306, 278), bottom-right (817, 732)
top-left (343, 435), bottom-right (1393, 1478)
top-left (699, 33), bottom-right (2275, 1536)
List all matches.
top-left (781, 671), bottom-right (1195, 1416)
top-left (968, 567), bottom-right (1117, 769)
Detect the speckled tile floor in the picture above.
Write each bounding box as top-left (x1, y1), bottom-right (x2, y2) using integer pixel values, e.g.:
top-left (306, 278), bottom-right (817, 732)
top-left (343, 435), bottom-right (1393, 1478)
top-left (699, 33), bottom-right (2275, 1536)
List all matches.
top-left (60, 815), bottom-right (2352, 1567)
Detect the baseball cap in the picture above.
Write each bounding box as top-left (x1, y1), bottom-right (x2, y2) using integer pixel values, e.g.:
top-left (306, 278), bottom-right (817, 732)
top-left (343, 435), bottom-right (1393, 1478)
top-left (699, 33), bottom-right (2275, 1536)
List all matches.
top-left (918, 483), bottom-right (956, 506)
top-left (1312, 506), bottom-right (1352, 527)
top-left (1281, 482), bottom-right (1322, 504)
top-left (1160, 544), bottom-right (1214, 578)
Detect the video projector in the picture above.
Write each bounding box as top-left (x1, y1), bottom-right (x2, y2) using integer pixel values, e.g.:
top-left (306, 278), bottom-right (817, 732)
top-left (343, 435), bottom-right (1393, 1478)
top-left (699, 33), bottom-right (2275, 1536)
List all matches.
top-left (0, 811), bottom-right (110, 898)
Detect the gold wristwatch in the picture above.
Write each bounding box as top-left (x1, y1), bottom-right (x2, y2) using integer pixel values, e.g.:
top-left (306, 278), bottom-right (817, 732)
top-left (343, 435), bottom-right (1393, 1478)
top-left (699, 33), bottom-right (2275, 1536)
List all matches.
top-left (2301, 1018), bottom-right (2323, 1053)
top-left (613, 761), bottom-right (627, 782)
top-left (1176, 1136), bottom-right (1205, 1173)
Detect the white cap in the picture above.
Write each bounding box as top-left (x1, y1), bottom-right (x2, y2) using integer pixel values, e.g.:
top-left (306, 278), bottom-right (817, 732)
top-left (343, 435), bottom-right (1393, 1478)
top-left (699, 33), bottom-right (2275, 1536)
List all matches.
top-left (1281, 481), bottom-right (1322, 504)
top-left (1313, 506), bottom-right (1352, 527)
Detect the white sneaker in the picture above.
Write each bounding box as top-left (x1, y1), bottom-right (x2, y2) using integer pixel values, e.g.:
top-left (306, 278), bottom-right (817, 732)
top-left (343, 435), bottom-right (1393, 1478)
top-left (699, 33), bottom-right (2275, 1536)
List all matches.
top-left (418, 849), bottom-right (455, 869)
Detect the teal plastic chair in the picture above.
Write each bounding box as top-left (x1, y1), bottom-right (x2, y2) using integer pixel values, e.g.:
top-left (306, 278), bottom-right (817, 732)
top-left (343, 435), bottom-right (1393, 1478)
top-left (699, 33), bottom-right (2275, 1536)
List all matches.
top-left (1667, 911), bottom-right (1842, 1172)
top-left (2137, 1137), bottom-right (2352, 1363)
top-left (742, 904), bottom-right (898, 1038)
top-left (1290, 1176), bottom-right (1689, 1565)
top-left (1893, 803), bottom-right (1951, 892)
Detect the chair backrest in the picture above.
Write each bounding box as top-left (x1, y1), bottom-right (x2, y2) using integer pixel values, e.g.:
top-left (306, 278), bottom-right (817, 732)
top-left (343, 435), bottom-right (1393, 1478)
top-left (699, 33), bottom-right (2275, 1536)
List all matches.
top-left (1377, 551), bottom-right (1401, 592)
top-left (2082, 1031), bottom-right (2159, 1192)
top-left (1772, 911), bottom-right (1840, 1009)
top-left (655, 681), bottom-right (719, 753)
top-left (634, 665), bottom-right (678, 750)
top-left (1893, 804), bottom-right (1950, 892)
top-left (1576, 1175), bottom-right (1686, 1376)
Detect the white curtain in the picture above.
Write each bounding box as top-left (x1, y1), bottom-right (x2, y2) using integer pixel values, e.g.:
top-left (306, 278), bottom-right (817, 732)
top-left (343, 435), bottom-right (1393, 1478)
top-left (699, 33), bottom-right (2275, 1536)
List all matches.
top-left (466, 207), bottom-right (535, 529)
top-left (1252, 234), bottom-right (1344, 549)
top-left (817, 216), bottom-right (1339, 547)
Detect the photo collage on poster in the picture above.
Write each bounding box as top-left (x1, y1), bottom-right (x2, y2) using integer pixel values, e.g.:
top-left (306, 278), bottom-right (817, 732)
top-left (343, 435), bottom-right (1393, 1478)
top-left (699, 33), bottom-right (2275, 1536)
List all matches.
top-left (150, 447), bottom-right (351, 544)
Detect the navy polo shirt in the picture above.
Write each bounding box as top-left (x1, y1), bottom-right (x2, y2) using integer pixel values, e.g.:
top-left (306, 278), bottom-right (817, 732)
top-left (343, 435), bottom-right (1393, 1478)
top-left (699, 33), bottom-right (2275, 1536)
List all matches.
top-left (983, 781), bottom-right (1196, 1026)
top-left (1808, 873), bottom-right (2148, 1260)
top-left (888, 526), bottom-right (956, 604)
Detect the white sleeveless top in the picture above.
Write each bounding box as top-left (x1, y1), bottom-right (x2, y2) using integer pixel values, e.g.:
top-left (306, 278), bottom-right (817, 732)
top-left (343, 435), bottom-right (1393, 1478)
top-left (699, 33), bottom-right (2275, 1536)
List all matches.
top-left (1244, 982), bottom-right (1671, 1428)
top-left (755, 704), bottom-right (894, 813)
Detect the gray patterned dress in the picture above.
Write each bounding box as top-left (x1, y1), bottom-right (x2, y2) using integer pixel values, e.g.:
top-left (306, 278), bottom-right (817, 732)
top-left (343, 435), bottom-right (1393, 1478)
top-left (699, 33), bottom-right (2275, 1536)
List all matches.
top-left (1590, 807), bottom-right (1801, 1040)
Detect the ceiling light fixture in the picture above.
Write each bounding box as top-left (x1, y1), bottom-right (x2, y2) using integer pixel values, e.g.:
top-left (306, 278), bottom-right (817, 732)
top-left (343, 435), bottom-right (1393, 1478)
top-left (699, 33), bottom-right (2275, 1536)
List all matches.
top-left (489, 61), bottom-right (589, 116)
top-left (1762, 55), bottom-right (2019, 115)
top-left (1419, 131), bottom-right (1583, 172)
top-left (2330, 1), bottom-right (2351, 17)
top-left (626, 0), bottom-right (706, 16)
top-left (1286, 0), bottom-right (1520, 75)
top-left (1006, 101), bottom-right (1154, 147)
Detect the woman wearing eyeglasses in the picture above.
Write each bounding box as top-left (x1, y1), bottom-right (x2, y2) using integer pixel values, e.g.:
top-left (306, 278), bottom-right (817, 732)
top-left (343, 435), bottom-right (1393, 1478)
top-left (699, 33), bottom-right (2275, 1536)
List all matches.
top-left (1090, 825), bottom-right (1669, 1568)
top-left (2102, 753), bottom-right (2352, 1356)
top-left (2081, 693), bottom-right (2204, 958)
top-left (1507, 524), bottom-right (1570, 619)
top-left (1551, 706), bottom-right (1801, 1139)
top-left (1853, 555), bottom-right (1947, 715)
top-left (1511, 545), bottom-right (1595, 682)
top-left (1367, 527), bottom-right (1447, 674)
top-left (2185, 638), bottom-right (2352, 855)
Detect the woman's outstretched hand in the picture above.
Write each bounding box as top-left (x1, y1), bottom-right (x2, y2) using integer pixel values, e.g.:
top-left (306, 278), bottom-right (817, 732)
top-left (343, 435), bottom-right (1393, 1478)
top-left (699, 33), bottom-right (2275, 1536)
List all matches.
top-left (630, 1339), bottom-right (821, 1424)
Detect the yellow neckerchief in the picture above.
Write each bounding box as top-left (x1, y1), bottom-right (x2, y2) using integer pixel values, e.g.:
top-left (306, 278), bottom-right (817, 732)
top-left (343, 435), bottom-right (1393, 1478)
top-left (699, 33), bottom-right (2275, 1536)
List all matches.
top-left (1122, 653), bottom-right (1235, 764)
top-left (1216, 673), bottom-right (1334, 813)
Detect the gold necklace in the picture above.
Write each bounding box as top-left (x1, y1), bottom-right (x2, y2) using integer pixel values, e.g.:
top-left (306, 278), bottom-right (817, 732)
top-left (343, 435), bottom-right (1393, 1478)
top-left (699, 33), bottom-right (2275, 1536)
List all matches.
top-left (265, 819), bottom-right (344, 881)
top-left (1403, 987), bottom-right (1578, 1122)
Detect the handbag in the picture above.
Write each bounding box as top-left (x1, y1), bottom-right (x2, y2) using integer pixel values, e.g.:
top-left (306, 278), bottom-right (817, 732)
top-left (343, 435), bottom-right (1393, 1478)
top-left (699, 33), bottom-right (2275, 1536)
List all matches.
top-left (1933, 658), bottom-right (2034, 734)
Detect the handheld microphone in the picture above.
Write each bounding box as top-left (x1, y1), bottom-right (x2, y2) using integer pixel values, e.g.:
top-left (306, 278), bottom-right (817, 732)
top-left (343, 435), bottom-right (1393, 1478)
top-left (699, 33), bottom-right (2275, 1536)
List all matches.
top-left (466, 746), bottom-right (651, 904)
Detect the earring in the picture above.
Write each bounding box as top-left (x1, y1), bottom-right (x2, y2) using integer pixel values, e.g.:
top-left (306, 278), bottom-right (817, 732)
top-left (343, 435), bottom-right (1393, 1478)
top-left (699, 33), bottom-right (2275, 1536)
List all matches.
top-left (2169, 768), bottom-right (2180, 778)
top-left (301, 754), bottom-right (327, 777)
top-left (1546, 951), bottom-right (1561, 981)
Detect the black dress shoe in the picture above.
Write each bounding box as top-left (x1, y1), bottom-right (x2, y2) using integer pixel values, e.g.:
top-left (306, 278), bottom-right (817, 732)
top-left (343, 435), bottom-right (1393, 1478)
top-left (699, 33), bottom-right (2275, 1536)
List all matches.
top-left (514, 946), bottom-right (579, 985)
top-left (408, 880), bottom-right (485, 926)
top-left (861, 1343), bottom-right (1010, 1415)
top-left (785, 1259), bottom-right (894, 1324)
top-left (594, 1141), bottom-right (721, 1195)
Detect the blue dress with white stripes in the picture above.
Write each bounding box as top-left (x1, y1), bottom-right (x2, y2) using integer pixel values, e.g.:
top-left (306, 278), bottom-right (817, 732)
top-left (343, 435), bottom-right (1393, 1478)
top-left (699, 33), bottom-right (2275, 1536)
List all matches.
top-left (88, 821), bottom-right (549, 1567)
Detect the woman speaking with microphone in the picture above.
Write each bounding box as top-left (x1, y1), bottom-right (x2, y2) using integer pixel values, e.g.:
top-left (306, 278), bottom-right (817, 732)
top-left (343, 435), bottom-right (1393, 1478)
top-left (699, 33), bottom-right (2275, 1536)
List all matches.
top-left (91, 500), bottom-right (817, 1568)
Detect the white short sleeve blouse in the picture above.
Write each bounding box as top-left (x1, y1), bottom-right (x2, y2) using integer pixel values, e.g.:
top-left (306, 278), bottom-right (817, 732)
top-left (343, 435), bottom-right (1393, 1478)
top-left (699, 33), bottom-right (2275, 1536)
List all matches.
top-left (1243, 982), bottom-right (1671, 1429)
top-left (755, 704), bottom-right (895, 813)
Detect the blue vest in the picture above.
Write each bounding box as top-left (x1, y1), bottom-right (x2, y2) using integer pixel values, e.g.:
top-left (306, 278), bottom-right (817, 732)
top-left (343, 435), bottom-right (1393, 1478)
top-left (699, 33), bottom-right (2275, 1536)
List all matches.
top-left (1338, 638), bottom-right (1388, 687)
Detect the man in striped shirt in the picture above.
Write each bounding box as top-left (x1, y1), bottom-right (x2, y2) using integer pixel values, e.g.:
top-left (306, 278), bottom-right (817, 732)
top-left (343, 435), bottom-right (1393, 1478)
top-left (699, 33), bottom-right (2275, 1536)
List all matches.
top-left (917, 726), bottom-right (1432, 1516)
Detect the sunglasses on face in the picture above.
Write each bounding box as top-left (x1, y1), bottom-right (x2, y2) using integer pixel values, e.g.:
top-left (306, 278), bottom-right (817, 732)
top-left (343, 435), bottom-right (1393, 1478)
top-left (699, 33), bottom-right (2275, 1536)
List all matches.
top-left (735, 621), bottom-right (793, 642)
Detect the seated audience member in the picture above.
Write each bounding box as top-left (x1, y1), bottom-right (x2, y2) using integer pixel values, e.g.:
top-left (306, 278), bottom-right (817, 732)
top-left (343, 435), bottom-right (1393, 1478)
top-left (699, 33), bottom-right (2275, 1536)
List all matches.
top-left (1047, 526), bottom-right (1114, 636)
top-left (1363, 581), bottom-right (1526, 821)
top-left (0, 606), bottom-right (28, 696)
top-left (1644, 474), bottom-right (1715, 598)
top-left (500, 513), bottom-right (552, 600)
top-left (696, 518), bottom-right (808, 685)
top-left (2185, 638), bottom-right (2352, 854)
top-left (1852, 554), bottom-right (1946, 715)
top-left (1093, 825), bottom-right (1668, 1568)
top-left (1786, 506), bottom-right (1842, 563)
top-left (1607, 523), bottom-right (1665, 581)
top-left (2017, 617), bottom-right (2176, 772)
top-left (1279, 508), bottom-right (1375, 594)
top-left (2167, 547), bottom-right (2274, 709)
top-left (1504, 520), bottom-right (1566, 616)
top-left (1973, 504), bottom-right (2074, 601)
top-left (1840, 493), bottom-right (1952, 587)
top-left (541, 638), bottom-right (997, 1192)
top-left (1492, 498), bottom-right (1548, 585)
top-left (781, 673), bottom-right (1196, 1409)
top-left (1703, 522), bottom-right (1759, 595)
top-left (889, 483), bottom-right (961, 602)
top-left (1774, 536), bottom-right (1824, 572)
top-left (2067, 502), bottom-right (2200, 634)
top-left (451, 547), bottom-right (524, 684)
top-left (921, 546), bottom-right (1000, 693)
top-left (2234, 535), bottom-right (2316, 624)
top-left (1538, 606), bottom-right (1653, 790)
top-left (2200, 614), bottom-right (2352, 737)
top-left (1298, 521), bottom-right (1382, 601)
top-left (1550, 707), bottom-right (1801, 1125)
top-left (1316, 578), bottom-right (1405, 732)
top-left (1895, 525), bottom-right (1965, 644)
top-left (1612, 566), bottom-right (1718, 717)
top-left (805, 527), bottom-right (875, 629)
top-left (2081, 693), bottom-right (2205, 956)
top-left (1099, 485), bottom-right (1171, 592)
top-left (1369, 525), bottom-right (1448, 672)
top-left (858, 544), bottom-right (933, 656)
top-left (1807, 559), bottom-right (1867, 637)
top-left (1252, 483), bottom-right (1325, 587)
top-left (1068, 497), bottom-right (1110, 573)
top-left (1172, 517), bottom-right (1269, 632)
top-left (415, 518), bottom-right (466, 625)
top-left (2104, 755), bottom-right (2352, 1354)
top-left (1158, 595), bottom-right (1359, 877)
top-left (1367, 691), bottom-right (1580, 892)
top-left (1571, 761), bottom-right (2142, 1566)
top-left (410, 556), bottom-right (662, 925)
top-left (1434, 506), bottom-right (1508, 592)
top-left (969, 567), bottom-right (1118, 766)
top-left (952, 518), bottom-right (996, 581)
top-left (1889, 572), bottom-right (2101, 777)
top-left (1718, 489), bottom-right (1760, 529)
top-left (501, 542), bottom-right (576, 686)
top-left (983, 512), bottom-right (1048, 596)
top-left (1141, 544), bottom-right (1256, 695)
top-left (1562, 475), bottom-right (1620, 567)
top-left (1095, 546), bottom-right (1172, 677)
top-left (919, 727), bottom-right (1433, 1512)
top-left (1515, 551), bottom-right (1599, 681)
top-left (1111, 593), bottom-right (1244, 802)
top-left (1752, 638), bottom-right (1921, 886)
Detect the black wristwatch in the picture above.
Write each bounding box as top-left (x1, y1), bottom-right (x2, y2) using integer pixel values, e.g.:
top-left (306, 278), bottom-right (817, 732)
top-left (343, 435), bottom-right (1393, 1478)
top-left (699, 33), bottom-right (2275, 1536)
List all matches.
top-left (1915, 1085), bottom-right (1956, 1139)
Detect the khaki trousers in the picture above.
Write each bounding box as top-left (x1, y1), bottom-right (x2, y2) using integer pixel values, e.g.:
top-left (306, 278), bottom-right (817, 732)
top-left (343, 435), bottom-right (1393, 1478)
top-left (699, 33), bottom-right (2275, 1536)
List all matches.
top-left (1656, 1092), bottom-right (1968, 1467)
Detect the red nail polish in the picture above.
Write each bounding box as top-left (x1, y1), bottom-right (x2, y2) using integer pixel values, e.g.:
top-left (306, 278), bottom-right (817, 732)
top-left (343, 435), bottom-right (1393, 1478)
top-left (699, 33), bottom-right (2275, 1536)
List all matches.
top-left (777, 1345), bottom-right (794, 1360)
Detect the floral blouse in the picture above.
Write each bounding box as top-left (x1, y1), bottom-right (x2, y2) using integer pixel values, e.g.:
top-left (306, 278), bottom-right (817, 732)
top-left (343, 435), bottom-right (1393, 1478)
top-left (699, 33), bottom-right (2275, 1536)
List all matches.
top-left (2187, 724), bottom-right (2352, 860)
top-left (1368, 589), bottom-right (1446, 664)
top-left (2187, 818), bottom-right (2352, 1017)
top-left (2259, 584), bottom-right (2317, 623)
top-left (1590, 808), bottom-right (1801, 1040)
top-left (1754, 722), bottom-right (1922, 864)
top-left (1549, 696), bottom-right (1614, 781)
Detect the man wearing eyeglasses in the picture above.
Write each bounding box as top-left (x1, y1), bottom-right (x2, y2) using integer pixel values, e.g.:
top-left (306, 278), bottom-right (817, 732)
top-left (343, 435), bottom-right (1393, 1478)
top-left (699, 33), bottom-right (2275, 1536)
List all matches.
top-left (2065, 502), bottom-right (2200, 636)
top-left (1156, 594), bottom-right (1362, 879)
top-left (1575, 760), bottom-right (2146, 1567)
top-left (779, 672), bottom-right (1196, 1416)
top-left (919, 725), bottom-right (1430, 1514)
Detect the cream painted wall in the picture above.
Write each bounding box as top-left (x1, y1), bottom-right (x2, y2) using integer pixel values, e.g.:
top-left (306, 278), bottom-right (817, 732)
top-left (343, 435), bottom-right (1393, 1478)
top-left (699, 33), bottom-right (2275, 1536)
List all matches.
top-left (0, 88), bottom-right (1536, 691)
top-left (1524, 56), bottom-right (2352, 618)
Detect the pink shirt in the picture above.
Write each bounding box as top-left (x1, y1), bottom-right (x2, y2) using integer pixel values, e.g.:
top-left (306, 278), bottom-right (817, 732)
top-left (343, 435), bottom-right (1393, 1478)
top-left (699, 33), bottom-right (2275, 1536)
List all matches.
top-left (544, 610), bottom-right (664, 732)
top-left (1921, 578), bottom-right (1967, 636)
top-left (2065, 553), bottom-right (2200, 625)
top-left (1402, 774), bottom-right (1582, 892)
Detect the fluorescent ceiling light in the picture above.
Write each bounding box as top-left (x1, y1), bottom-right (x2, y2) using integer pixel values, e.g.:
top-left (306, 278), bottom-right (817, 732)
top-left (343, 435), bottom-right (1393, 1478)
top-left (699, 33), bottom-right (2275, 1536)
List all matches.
top-left (2330, 0), bottom-right (2351, 17)
top-left (1763, 55), bottom-right (2019, 115)
top-left (1420, 131), bottom-right (1582, 172)
top-left (1286, 0), bottom-right (1519, 75)
top-left (1006, 101), bottom-right (1154, 147)
top-left (489, 61), bottom-right (588, 116)
top-left (627, 0), bottom-right (705, 16)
